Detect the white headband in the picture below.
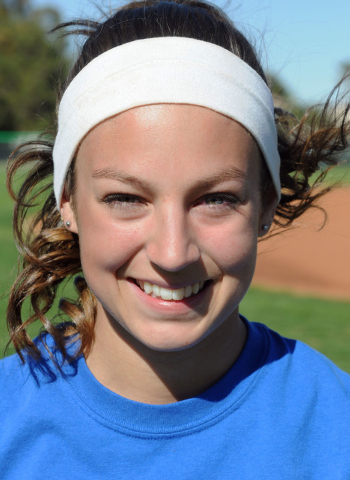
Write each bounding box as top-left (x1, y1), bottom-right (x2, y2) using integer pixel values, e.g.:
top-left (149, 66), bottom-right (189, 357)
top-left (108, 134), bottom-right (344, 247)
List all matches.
top-left (53, 37), bottom-right (280, 205)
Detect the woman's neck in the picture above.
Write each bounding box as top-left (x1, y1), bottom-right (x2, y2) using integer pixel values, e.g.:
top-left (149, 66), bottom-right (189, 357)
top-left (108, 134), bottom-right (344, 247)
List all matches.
top-left (86, 308), bottom-right (247, 405)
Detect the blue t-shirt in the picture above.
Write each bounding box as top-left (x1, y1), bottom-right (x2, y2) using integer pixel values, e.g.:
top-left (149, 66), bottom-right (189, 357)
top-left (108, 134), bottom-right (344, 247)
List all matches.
top-left (1, 319), bottom-right (350, 479)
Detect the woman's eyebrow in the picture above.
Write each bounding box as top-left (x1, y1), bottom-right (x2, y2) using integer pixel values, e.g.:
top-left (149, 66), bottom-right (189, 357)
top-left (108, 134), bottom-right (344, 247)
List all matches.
top-left (92, 165), bottom-right (247, 191)
top-left (92, 168), bottom-right (153, 195)
top-left (192, 166), bottom-right (247, 190)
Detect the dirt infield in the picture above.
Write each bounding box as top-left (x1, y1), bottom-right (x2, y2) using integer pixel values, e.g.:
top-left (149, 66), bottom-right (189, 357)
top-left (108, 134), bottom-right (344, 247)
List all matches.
top-left (252, 188), bottom-right (350, 301)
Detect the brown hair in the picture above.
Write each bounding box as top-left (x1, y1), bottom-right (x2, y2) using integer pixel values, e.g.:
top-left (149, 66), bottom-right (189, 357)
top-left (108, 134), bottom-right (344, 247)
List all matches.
top-left (6, 0), bottom-right (350, 362)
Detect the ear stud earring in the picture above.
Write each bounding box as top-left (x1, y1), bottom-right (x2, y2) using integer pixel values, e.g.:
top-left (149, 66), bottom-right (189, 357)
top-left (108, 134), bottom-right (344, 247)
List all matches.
top-left (262, 221), bottom-right (272, 232)
top-left (66, 221), bottom-right (71, 228)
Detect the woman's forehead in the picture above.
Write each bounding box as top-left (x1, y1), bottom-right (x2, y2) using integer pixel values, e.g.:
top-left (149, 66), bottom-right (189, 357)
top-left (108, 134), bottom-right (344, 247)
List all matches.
top-left (79, 104), bottom-right (257, 158)
top-left (81, 104), bottom-right (252, 147)
top-left (76, 104), bottom-right (261, 187)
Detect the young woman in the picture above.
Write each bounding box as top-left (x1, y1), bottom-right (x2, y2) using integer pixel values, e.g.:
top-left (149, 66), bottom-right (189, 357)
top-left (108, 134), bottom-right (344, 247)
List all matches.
top-left (2, 1), bottom-right (350, 478)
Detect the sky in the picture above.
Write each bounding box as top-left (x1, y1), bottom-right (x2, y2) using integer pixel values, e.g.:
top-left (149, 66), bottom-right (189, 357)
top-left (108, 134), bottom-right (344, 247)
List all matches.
top-left (32, 0), bottom-right (350, 105)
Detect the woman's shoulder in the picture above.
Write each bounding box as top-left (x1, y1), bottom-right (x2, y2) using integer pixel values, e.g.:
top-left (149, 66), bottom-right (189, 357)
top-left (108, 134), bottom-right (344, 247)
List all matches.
top-left (0, 351), bottom-right (28, 387)
top-left (0, 332), bottom-right (79, 406)
top-left (250, 320), bottom-right (350, 403)
top-left (0, 352), bottom-right (36, 418)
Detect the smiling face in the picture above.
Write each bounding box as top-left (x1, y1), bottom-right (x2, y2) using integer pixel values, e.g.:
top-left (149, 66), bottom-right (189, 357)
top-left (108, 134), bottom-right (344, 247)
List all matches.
top-left (62, 104), bottom-right (275, 352)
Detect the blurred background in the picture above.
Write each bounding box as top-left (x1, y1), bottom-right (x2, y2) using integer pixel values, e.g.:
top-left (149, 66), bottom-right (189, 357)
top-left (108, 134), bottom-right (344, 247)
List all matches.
top-left (1, 0), bottom-right (349, 369)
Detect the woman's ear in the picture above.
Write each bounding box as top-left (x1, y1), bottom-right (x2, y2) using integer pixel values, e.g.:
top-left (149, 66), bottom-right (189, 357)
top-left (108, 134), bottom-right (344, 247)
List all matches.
top-left (60, 190), bottom-right (79, 234)
top-left (258, 184), bottom-right (279, 237)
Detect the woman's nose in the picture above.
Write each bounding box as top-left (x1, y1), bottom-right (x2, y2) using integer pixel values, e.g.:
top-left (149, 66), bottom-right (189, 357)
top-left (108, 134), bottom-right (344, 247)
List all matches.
top-left (146, 204), bottom-right (200, 272)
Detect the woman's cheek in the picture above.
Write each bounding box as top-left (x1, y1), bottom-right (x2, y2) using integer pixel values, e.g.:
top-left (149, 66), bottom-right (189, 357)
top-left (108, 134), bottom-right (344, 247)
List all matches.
top-left (79, 219), bottom-right (146, 271)
top-left (199, 218), bottom-right (258, 269)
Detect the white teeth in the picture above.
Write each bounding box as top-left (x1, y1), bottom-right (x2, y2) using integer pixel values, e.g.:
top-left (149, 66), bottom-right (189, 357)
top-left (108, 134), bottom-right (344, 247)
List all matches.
top-left (144, 281), bottom-right (153, 294)
top-left (137, 280), bottom-right (206, 301)
top-left (160, 287), bottom-right (173, 301)
top-left (193, 283), bottom-right (199, 294)
top-left (184, 285), bottom-right (193, 298)
top-left (153, 284), bottom-right (160, 297)
top-left (172, 288), bottom-right (185, 301)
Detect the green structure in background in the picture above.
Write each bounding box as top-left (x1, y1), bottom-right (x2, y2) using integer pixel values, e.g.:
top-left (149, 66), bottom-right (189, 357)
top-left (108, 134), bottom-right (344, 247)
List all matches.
top-left (0, 0), bottom-right (69, 132)
top-left (0, 131), bottom-right (41, 159)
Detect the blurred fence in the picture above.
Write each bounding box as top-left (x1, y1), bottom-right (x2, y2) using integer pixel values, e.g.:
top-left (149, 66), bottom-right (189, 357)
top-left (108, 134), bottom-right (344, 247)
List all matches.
top-left (0, 132), bottom-right (41, 160)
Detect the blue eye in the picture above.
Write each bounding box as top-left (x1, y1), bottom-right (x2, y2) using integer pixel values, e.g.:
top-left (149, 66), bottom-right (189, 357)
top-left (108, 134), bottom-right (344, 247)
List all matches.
top-left (103, 193), bottom-right (144, 206)
top-left (205, 195), bottom-right (225, 205)
top-left (203, 193), bottom-right (239, 208)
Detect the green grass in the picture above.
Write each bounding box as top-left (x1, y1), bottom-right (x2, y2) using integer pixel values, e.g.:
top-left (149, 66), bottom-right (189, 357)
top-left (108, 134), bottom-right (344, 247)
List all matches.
top-left (240, 288), bottom-right (350, 372)
top-left (0, 163), bottom-right (76, 355)
top-left (311, 164), bottom-right (350, 187)
top-left (1, 162), bottom-right (350, 372)
top-left (328, 164), bottom-right (350, 185)
top-left (0, 162), bottom-right (19, 353)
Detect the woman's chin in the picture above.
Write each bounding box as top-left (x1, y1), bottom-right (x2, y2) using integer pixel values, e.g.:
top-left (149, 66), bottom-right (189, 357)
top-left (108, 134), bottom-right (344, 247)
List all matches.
top-left (123, 320), bottom-right (212, 354)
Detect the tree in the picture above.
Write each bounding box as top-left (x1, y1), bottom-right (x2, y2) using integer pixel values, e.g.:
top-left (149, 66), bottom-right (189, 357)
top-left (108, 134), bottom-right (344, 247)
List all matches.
top-left (0, 0), bottom-right (69, 131)
top-left (340, 62), bottom-right (350, 76)
top-left (0, 0), bottom-right (30, 17)
top-left (268, 72), bottom-right (306, 119)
